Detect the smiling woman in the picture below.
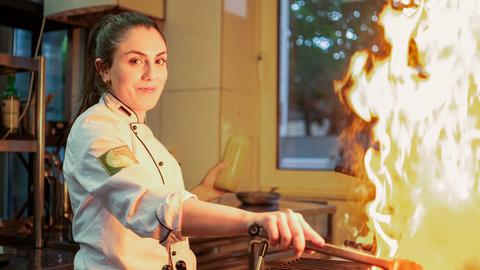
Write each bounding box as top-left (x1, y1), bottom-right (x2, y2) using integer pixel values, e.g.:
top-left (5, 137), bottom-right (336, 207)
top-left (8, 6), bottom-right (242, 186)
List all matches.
top-left (62, 11), bottom-right (326, 270)
top-left (95, 26), bottom-right (168, 122)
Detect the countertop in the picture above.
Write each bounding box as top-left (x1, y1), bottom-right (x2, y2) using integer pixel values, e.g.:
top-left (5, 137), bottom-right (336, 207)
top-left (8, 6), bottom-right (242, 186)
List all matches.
top-left (217, 193), bottom-right (337, 215)
top-left (0, 193), bottom-right (336, 269)
top-left (193, 193), bottom-right (337, 270)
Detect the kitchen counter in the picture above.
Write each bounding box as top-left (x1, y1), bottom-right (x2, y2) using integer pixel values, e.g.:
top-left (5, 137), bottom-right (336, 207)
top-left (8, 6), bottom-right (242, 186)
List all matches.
top-left (0, 219), bottom-right (77, 269)
top-left (192, 193), bottom-right (337, 270)
top-left (218, 192), bottom-right (336, 215)
top-left (0, 194), bottom-right (336, 269)
top-left (216, 193), bottom-right (336, 240)
top-left (0, 243), bottom-right (75, 270)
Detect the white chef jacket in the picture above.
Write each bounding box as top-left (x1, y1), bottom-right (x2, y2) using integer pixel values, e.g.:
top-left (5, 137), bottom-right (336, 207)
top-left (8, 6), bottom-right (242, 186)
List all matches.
top-left (63, 92), bottom-right (197, 270)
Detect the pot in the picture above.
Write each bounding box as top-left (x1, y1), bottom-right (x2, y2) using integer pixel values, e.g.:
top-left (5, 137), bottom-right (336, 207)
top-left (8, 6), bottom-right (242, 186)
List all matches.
top-left (235, 189), bottom-right (280, 206)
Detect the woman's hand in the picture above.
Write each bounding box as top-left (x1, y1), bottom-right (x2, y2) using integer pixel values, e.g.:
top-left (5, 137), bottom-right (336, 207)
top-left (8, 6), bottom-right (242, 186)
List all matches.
top-left (190, 161), bottom-right (227, 201)
top-left (250, 209), bottom-right (325, 258)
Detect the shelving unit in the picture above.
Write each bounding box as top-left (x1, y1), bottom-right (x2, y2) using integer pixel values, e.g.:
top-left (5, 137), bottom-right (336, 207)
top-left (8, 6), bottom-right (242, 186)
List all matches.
top-left (0, 53), bottom-right (46, 248)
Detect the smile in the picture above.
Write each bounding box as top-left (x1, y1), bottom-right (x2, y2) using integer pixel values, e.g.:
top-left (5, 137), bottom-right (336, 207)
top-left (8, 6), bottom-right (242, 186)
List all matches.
top-left (137, 86), bottom-right (157, 93)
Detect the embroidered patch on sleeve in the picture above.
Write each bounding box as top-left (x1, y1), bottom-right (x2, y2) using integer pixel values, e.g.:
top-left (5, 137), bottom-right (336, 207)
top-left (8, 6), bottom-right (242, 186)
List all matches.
top-left (97, 145), bottom-right (139, 176)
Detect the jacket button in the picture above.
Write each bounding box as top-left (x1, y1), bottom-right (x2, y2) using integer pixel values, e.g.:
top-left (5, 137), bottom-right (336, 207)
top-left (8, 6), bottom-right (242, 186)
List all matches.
top-left (158, 161), bottom-right (164, 166)
top-left (132, 125), bottom-right (137, 131)
top-left (175, 260), bottom-right (187, 270)
top-left (171, 251), bottom-right (176, 256)
top-left (161, 265), bottom-right (172, 270)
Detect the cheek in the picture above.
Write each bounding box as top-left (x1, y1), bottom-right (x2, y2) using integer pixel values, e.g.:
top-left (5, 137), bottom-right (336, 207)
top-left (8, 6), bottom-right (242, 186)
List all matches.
top-left (111, 69), bottom-right (138, 91)
top-left (155, 69), bottom-right (168, 84)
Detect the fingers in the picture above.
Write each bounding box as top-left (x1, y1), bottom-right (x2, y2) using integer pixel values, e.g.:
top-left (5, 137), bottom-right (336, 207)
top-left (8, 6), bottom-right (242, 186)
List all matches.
top-left (214, 160), bottom-right (228, 171)
top-left (277, 212), bottom-right (291, 249)
top-left (259, 210), bottom-right (322, 258)
top-left (201, 161), bottom-right (228, 188)
top-left (296, 213), bottom-right (325, 247)
top-left (262, 215), bottom-right (279, 246)
top-left (286, 209), bottom-right (305, 257)
top-left (207, 161), bottom-right (227, 177)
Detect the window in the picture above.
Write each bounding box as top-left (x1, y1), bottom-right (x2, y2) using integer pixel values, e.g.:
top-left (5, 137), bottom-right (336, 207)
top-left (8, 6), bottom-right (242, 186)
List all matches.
top-left (258, 0), bottom-right (384, 198)
top-left (278, 0), bottom-right (385, 170)
top-left (14, 28), bottom-right (68, 122)
top-left (42, 30), bottom-right (68, 122)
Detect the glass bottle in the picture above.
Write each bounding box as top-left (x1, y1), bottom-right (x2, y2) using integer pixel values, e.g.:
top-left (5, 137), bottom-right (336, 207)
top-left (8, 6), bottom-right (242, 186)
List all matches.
top-left (2, 75), bottom-right (20, 134)
top-left (215, 134), bottom-right (250, 192)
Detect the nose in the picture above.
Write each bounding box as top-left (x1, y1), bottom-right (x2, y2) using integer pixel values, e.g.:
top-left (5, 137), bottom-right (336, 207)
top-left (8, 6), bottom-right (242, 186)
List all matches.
top-left (141, 62), bottom-right (155, 81)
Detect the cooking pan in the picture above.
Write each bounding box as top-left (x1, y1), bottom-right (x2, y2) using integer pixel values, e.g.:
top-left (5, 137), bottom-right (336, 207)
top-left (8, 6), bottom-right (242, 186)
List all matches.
top-left (236, 188), bottom-right (280, 206)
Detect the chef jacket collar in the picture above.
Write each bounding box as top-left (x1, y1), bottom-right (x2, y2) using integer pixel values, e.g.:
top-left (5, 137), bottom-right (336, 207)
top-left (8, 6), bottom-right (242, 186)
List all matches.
top-left (102, 92), bottom-right (143, 123)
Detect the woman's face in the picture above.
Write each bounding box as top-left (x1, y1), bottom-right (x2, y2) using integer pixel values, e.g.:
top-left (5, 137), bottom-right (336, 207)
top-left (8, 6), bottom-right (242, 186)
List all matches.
top-left (101, 26), bottom-right (167, 121)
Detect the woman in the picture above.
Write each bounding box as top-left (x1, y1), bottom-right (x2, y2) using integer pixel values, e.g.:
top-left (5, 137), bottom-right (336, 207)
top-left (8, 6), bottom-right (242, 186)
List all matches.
top-left (63, 12), bottom-right (325, 270)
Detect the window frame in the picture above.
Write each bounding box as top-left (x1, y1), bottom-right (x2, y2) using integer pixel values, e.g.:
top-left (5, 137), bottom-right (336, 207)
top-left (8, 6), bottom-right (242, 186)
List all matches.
top-left (258, 0), bottom-right (359, 200)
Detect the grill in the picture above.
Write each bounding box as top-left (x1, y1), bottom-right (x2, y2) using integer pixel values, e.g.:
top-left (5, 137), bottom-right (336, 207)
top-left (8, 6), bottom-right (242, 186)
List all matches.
top-left (197, 252), bottom-right (374, 270)
top-left (268, 258), bottom-right (371, 270)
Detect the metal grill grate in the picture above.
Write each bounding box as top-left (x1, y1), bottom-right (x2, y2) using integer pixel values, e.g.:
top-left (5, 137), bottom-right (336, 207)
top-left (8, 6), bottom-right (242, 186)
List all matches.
top-left (268, 258), bottom-right (371, 270)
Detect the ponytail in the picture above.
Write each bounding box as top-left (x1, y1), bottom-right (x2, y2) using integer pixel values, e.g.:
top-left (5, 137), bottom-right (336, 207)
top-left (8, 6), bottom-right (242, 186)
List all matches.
top-left (76, 15), bottom-right (113, 118)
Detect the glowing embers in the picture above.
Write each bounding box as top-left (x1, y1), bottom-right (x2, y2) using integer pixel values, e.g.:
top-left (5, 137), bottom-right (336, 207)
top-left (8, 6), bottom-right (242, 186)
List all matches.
top-left (334, 0), bottom-right (480, 269)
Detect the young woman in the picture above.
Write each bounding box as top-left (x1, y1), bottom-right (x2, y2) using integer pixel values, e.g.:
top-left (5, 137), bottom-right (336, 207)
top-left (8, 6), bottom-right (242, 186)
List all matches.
top-left (63, 12), bottom-right (325, 270)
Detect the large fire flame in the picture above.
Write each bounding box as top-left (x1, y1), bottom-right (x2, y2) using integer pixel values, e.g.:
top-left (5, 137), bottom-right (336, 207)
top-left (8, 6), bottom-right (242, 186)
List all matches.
top-left (335, 0), bottom-right (480, 269)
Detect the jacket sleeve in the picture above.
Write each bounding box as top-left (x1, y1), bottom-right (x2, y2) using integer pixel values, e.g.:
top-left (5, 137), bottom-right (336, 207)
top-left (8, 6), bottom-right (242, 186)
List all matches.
top-left (64, 115), bottom-right (195, 246)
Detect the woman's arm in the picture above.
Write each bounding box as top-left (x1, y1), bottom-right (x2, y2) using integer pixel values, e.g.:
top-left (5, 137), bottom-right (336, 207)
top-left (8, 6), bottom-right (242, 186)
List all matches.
top-left (181, 198), bottom-right (325, 257)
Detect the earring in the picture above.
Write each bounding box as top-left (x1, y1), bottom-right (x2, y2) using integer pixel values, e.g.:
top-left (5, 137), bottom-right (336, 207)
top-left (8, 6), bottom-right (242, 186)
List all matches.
top-left (103, 79), bottom-right (112, 91)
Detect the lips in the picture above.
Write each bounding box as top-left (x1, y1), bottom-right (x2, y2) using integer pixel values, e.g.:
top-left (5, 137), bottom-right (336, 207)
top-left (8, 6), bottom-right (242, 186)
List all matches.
top-left (136, 86), bottom-right (157, 93)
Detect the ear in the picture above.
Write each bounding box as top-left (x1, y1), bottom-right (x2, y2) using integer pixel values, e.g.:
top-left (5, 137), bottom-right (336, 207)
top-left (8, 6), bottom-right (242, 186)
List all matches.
top-left (95, 58), bottom-right (110, 82)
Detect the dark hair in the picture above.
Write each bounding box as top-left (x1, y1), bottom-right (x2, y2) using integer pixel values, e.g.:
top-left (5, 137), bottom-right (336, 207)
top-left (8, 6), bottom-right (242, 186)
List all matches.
top-left (78, 12), bottom-right (166, 116)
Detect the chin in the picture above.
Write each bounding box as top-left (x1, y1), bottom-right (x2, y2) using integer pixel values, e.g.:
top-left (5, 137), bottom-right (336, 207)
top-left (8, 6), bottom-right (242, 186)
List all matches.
top-left (142, 102), bottom-right (159, 112)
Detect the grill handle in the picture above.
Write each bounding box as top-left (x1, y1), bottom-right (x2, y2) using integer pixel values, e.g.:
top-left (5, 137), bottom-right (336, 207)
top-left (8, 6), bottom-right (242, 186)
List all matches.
top-left (306, 242), bottom-right (393, 270)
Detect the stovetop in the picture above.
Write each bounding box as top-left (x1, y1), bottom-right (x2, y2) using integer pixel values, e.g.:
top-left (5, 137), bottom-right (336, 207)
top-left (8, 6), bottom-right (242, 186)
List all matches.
top-left (268, 257), bottom-right (371, 270)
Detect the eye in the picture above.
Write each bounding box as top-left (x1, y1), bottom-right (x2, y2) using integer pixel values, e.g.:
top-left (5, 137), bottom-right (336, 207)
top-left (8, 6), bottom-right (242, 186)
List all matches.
top-left (155, 58), bottom-right (167, 65)
top-left (129, 57), bottom-right (144, 65)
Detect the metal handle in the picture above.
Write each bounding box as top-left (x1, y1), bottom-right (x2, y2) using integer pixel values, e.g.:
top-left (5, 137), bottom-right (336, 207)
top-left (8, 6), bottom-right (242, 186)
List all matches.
top-left (248, 223), bottom-right (269, 270)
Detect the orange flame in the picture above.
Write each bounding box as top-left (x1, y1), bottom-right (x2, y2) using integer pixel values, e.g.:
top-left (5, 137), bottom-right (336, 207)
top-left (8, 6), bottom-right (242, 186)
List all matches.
top-left (335, 0), bottom-right (480, 269)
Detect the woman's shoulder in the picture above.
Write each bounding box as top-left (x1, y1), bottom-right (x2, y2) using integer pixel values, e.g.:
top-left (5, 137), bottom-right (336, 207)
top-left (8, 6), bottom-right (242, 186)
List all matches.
top-left (69, 102), bottom-right (130, 142)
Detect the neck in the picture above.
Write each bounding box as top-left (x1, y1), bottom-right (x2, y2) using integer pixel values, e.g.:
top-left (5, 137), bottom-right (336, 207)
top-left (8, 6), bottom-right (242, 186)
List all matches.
top-left (137, 111), bottom-right (146, 123)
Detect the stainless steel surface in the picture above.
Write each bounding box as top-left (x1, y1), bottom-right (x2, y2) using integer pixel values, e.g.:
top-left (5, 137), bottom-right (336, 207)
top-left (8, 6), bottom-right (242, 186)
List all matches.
top-left (0, 239), bottom-right (76, 269)
top-left (44, 150), bottom-right (71, 227)
top-left (306, 242), bottom-right (392, 269)
top-left (249, 239), bottom-right (269, 270)
top-left (34, 56), bottom-right (46, 249)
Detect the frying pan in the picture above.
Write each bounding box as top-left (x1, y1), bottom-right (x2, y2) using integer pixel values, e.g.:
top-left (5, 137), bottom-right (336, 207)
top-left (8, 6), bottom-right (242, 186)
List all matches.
top-left (235, 188), bottom-right (280, 206)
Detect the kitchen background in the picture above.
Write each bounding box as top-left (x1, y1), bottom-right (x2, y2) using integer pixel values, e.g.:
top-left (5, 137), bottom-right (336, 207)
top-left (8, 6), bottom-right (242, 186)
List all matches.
top-left (3, 1), bottom-right (480, 269)
top-left (0, 0), bottom-right (385, 255)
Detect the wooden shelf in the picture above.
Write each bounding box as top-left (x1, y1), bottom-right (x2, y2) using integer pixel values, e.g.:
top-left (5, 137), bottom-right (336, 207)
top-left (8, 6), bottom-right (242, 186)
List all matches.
top-left (0, 53), bottom-right (40, 74)
top-left (0, 139), bottom-right (37, 152)
top-left (0, 0), bottom-right (71, 32)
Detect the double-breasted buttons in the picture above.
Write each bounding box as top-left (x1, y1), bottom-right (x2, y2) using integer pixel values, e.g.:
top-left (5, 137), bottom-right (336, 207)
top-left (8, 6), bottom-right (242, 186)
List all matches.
top-left (175, 260), bottom-right (187, 270)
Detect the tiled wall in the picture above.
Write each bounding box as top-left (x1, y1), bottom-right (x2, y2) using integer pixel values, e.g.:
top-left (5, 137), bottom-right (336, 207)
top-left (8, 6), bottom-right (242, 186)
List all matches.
top-left (147, 0), bottom-right (260, 190)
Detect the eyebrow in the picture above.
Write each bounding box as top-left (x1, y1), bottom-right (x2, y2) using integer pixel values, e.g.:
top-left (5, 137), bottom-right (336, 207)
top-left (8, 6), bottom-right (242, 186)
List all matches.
top-left (124, 50), bottom-right (167, 57)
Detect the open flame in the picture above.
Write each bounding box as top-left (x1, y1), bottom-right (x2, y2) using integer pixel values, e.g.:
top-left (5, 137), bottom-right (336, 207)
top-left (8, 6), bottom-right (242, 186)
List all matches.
top-left (335, 0), bottom-right (480, 269)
